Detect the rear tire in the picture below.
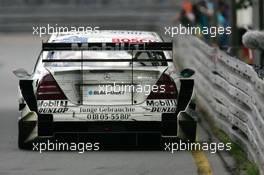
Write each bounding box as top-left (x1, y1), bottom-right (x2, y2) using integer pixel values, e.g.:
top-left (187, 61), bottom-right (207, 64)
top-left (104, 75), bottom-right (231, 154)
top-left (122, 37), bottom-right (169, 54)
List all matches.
top-left (179, 120), bottom-right (197, 142)
top-left (178, 112), bottom-right (197, 142)
top-left (18, 119), bottom-right (35, 150)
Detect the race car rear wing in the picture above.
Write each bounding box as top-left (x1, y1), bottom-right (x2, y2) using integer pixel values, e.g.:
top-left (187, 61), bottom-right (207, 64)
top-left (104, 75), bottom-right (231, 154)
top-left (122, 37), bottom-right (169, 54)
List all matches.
top-left (41, 42), bottom-right (173, 62)
top-left (41, 42), bottom-right (174, 106)
top-left (42, 42), bottom-right (172, 51)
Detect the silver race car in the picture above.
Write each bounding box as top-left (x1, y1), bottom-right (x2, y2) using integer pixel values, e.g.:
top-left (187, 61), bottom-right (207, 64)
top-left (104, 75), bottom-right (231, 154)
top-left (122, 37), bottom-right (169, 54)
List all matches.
top-left (14, 30), bottom-right (197, 149)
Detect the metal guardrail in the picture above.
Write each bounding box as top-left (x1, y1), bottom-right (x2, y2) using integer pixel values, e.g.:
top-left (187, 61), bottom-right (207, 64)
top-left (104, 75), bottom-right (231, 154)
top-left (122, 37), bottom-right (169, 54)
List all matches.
top-left (174, 35), bottom-right (264, 174)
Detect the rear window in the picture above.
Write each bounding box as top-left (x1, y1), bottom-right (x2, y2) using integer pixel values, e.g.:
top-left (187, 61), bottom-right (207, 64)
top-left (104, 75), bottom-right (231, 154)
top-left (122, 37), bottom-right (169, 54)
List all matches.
top-left (43, 50), bottom-right (168, 67)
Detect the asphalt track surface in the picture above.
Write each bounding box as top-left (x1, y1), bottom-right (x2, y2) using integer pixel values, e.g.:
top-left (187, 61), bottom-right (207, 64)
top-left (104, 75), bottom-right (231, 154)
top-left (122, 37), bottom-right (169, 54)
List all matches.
top-left (0, 34), bottom-right (231, 175)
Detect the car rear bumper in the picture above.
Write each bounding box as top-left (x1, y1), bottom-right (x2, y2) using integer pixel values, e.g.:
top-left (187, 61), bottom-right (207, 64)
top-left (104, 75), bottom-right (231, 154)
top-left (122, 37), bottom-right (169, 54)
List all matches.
top-left (53, 131), bottom-right (163, 148)
top-left (38, 113), bottom-right (178, 137)
top-left (37, 121), bottom-right (166, 148)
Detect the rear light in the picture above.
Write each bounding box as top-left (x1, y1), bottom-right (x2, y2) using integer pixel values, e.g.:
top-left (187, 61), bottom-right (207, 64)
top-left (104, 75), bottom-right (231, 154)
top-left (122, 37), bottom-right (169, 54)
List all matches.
top-left (37, 73), bottom-right (67, 100)
top-left (147, 73), bottom-right (177, 99)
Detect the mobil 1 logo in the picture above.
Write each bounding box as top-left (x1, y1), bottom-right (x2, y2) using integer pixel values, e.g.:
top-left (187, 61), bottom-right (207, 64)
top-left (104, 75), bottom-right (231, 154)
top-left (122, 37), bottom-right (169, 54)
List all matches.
top-left (37, 100), bottom-right (69, 114)
top-left (146, 100), bottom-right (177, 113)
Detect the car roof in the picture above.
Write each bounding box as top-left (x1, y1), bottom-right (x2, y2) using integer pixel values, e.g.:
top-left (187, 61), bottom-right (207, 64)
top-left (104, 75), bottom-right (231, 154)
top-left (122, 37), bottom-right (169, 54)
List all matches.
top-left (48, 30), bottom-right (163, 43)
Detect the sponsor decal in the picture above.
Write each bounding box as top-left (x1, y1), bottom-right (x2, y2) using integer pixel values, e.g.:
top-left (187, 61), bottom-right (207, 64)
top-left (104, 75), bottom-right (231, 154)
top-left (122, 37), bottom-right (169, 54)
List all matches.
top-left (38, 100), bottom-right (68, 107)
top-left (79, 106), bottom-right (135, 113)
top-left (54, 36), bottom-right (88, 43)
top-left (87, 85), bottom-right (126, 96)
top-left (146, 100), bottom-right (177, 113)
top-left (86, 113), bottom-right (130, 120)
top-left (87, 90), bottom-right (125, 96)
top-left (112, 38), bottom-right (158, 43)
top-left (38, 100), bottom-right (69, 114)
top-left (146, 100), bottom-right (177, 106)
top-left (38, 108), bottom-right (69, 114)
top-left (79, 106), bottom-right (134, 121)
top-left (149, 107), bottom-right (176, 113)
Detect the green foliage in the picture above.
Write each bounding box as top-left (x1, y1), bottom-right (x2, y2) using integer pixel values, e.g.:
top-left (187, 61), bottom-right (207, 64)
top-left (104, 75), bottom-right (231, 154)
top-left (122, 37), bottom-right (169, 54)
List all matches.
top-left (213, 126), bottom-right (259, 175)
top-left (198, 107), bottom-right (260, 175)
